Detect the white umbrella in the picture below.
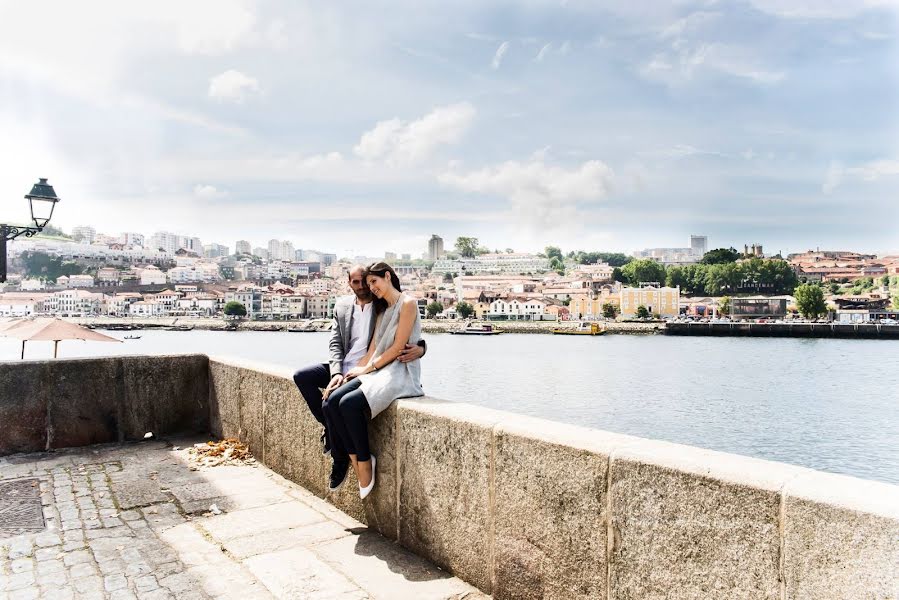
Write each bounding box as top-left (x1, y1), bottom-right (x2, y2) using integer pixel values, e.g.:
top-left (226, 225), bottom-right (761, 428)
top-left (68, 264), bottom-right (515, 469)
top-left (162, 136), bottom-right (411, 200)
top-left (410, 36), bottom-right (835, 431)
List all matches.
top-left (0, 317), bottom-right (121, 359)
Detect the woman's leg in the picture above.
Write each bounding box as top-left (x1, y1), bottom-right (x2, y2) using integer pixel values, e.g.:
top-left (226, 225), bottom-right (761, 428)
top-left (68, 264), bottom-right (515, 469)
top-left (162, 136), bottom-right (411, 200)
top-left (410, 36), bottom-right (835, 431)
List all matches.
top-left (336, 387), bottom-right (374, 486)
top-left (323, 378), bottom-right (362, 463)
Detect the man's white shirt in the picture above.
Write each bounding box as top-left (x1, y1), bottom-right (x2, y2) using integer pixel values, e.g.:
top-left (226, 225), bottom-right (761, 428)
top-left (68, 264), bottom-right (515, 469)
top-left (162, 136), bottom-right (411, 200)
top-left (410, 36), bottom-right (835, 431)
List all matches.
top-left (342, 301), bottom-right (374, 376)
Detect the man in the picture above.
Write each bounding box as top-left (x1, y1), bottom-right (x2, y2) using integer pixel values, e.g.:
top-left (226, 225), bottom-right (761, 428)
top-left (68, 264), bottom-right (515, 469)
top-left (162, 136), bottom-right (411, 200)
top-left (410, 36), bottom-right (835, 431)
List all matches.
top-left (292, 265), bottom-right (425, 489)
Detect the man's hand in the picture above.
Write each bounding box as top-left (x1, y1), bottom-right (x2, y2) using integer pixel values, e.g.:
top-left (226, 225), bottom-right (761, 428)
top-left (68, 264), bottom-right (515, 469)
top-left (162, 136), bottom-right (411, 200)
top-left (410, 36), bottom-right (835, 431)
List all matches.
top-left (398, 343), bottom-right (424, 363)
top-left (321, 374), bottom-right (344, 402)
top-left (344, 365), bottom-right (368, 381)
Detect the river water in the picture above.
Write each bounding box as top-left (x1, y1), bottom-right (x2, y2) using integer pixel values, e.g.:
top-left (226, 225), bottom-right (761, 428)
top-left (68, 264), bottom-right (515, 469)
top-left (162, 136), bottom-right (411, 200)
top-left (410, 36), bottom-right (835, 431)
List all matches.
top-left (3, 330), bottom-right (897, 485)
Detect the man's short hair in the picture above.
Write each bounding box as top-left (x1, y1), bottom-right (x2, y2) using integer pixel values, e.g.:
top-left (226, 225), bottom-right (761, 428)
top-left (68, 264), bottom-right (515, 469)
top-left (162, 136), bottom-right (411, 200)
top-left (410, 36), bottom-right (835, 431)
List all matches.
top-left (348, 264), bottom-right (367, 279)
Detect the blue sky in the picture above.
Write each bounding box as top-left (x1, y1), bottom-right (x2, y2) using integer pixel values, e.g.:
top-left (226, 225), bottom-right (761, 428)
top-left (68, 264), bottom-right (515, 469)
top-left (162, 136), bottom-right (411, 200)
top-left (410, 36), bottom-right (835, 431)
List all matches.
top-left (0, 0), bottom-right (897, 258)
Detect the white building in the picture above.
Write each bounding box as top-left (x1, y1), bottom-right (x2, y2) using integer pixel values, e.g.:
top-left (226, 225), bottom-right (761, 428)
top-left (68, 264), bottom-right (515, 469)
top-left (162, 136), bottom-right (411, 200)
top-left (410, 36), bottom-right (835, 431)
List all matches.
top-left (235, 240), bottom-right (252, 255)
top-left (20, 279), bottom-right (47, 291)
top-left (129, 300), bottom-right (167, 317)
top-left (106, 293), bottom-right (142, 316)
top-left (149, 231), bottom-right (180, 254)
top-left (432, 253), bottom-right (551, 275)
top-left (53, 290), bottom-right (102, 316)
top-left (0, 293), bottom-right (48, 316)
top-left (428, 235), bottom-right (444, 261)
top-left (139, 266), bottom-right (167, 285)
top-left (166, 263), bottom-right (220, 283)
top-left (487, 298), bottom-right (548, 320)
top-left (203, 243), bottom-right (229, 258)
top-left (123, 232), bottom-right (144, 247)
top-left (72, 226), bottom-right (96, 244)
top-left (68, 274), bottom-right (95, 288)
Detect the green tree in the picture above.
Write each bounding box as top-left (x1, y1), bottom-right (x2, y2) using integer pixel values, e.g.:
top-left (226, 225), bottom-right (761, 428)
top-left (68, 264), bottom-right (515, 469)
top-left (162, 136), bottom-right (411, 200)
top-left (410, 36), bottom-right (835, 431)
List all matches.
top-left (828, 281), bottom-right (840, 294)
top-left (22, 251), bottom-right (84, 281)
top-left (454, 237), bottom-right (479, 258)
top-left (544, 246), bottom-right (563, 261)
top-left (635, 305), bottom-right (650, 319)
top-left (794, 283), bottom-right (827, 318)
top-left (719, 296), bottom-right (731, 316)
top-left (621, 259), bottom-right (666, 286)
top-left (701, 247), bottom-right (741, 264)
top-left (893, 294), bottom-right (899, 310)
top-left (612, 267), bottom-right (626, 283)
top-left (426, 301), bottom-right (444, 318)
top-left (456, 301), bottom-right (474, 319)
top-left (549, 256), bottom-right (565, 274)
top-left (223, 301), bottom-right (247, 317)
top-left (881, 275), bottom-right (891, 288)
top-left (443, 273), bottom-right (454, 283)
top-left (601, 302), bottom-right (618, 319)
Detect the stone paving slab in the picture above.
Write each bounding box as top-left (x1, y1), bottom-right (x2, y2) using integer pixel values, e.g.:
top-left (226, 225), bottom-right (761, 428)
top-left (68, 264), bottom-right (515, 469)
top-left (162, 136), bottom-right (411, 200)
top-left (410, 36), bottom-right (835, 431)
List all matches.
top-left (0, 437), bottom-right (488, 600)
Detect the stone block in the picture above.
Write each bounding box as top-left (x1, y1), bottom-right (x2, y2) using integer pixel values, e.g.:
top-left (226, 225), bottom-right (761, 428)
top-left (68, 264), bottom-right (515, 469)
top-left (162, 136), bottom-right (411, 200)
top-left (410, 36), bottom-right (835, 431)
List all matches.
top-left (118, 355), bottom-right (209, 440)
top-left (208, 361), bottom-right (241, 438)
top-left (493, 416), bottom-right (639, 600)
top-left (608, 440), bottom-right (804, 600)
top-left (261, 374), bottom-right (311, 487)
top-left (236, 368), bottom-right (267, 460)
top-left (0, 361), bottom-right (49, 454)
top-left (47, 358), bottom-right (120, 449)
top-left (397, 398), bottom-right (506, 594)
top-left (783, 471), bottom-right (899, 599)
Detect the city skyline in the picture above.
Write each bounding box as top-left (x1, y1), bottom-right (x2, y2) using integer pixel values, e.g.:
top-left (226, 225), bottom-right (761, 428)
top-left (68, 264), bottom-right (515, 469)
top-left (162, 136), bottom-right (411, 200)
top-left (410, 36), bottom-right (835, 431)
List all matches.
top-left (1, 2), bottom-right (897, 258)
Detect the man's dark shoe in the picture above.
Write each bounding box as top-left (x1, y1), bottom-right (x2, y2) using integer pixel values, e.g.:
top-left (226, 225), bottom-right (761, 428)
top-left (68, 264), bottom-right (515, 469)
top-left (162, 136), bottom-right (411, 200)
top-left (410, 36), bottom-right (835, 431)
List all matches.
top-left (321, 430), bottom-right (331, 457)
top-left (328, 459), bottom-right (349, 492)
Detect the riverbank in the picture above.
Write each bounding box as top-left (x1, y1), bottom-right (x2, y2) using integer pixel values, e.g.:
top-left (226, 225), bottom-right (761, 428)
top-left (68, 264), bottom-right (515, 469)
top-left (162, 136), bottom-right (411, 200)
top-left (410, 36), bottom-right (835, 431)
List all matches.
top-left (66, 317), bottom-right (665, 335)
top-left (666, 321), bottom-right (899, 339)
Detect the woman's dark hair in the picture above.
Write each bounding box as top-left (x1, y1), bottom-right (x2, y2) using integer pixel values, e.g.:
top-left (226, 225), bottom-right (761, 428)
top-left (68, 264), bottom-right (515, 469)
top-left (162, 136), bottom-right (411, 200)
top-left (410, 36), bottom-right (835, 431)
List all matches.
top-left (365, 262), bottom-right (402, 314)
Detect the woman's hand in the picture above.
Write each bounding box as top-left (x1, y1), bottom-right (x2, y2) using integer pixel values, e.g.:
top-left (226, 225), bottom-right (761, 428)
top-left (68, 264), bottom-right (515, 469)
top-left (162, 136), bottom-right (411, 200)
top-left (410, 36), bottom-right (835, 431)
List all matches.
top-left (344, 365), bottom-right (369, 381)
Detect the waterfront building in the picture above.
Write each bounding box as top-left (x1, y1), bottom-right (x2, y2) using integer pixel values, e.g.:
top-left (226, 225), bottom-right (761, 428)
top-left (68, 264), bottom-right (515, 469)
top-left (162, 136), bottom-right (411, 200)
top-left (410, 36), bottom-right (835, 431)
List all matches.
top-left (53, 290), bottom-right (103, 316)
top-left (106, 293), bottom-right (143, 316)
top-left (20, 279), bottom-right (47, 291)
top-left (306, 294), bottom-right (330, 318)
top-left (730, 297), bottom-right (788, 321)
top-left (0, 293), bottom-right (49, 316)
top-left (129, 300), bottom-right (166, 317)
top-left (487, 298), bottom-right (549, 320)
top-left (235, 240), bottom-right (252, 255)
top-left (72, 226), bottom-right (96, 244)
top-left (428, 235), bottom-right (444, 261)
top-left (619, 284), bottom-right (680, 318)
top-left (834, 297), bottom-right (899, 323)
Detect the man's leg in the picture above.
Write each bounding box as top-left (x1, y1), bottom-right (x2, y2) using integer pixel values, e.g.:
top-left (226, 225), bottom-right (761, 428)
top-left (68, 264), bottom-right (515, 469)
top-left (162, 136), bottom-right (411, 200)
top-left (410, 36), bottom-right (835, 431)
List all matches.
top-left (292, 363), bottom-right (331, 425)
top-left (322, 379), bottom-right (362, 491)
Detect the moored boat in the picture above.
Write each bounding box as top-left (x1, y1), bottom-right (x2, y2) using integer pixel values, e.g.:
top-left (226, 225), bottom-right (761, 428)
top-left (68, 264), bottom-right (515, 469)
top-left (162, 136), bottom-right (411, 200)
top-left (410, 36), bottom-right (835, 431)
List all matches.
top-left (449, 321), bottom-right (503, 335)
top-left (552, 322), bottom-right (605, 336)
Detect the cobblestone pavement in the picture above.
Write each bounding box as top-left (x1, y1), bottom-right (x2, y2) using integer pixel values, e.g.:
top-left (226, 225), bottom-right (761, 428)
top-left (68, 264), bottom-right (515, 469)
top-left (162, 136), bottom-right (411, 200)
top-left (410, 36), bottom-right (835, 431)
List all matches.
top-left (0, 438), bottom-right (487, 600)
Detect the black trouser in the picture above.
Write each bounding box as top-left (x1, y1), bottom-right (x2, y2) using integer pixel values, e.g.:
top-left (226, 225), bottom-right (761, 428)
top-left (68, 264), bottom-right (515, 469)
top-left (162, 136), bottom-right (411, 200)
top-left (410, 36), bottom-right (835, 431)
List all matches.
top-left (292, 363), bottom-right (331, 444)
top-left (322, 378), bottom-right (372, 463)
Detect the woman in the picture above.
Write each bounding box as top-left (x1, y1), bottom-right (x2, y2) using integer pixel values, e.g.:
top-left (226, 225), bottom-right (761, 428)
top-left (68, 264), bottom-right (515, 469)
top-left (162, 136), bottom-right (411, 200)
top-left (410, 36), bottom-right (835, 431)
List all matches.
top-left (322, 262), bottom-right (423, 499)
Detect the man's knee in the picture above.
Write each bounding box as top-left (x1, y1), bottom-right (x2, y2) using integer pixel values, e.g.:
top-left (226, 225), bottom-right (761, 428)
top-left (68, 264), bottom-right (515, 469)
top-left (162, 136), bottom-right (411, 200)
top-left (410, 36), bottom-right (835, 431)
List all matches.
top-left (337, 391), bottom-right (366, 414)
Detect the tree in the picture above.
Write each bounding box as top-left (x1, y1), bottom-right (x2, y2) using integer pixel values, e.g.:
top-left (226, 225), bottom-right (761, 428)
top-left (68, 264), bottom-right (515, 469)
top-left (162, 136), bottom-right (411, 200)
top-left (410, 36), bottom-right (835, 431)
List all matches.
top-left (621, 259), bottom-right (666, 286)
top-left (718, 296), bottom-right (731, 316)
top-left (549, 256), bottom-right (565, 274)
top-left (635, 305), bottom-right (650, 319)
top-left (612, 267), bottom-right (626, 283)
top-left (443, 273), bottom-right (454, 283)
top-left (223, 301), bottom-right (247, 317)
top-left (794, 283), bottom-right (827, 318)
top-left (701, 247), bottom-right (741, 264)
top-left (455, 237), bottom-right (479, 258)
top-left (828, 281), bottom-right (840, 294)
top-left (456, 301), bottom-right (474, 319)
top-left (893, 294), bottom-right (899, 310)
top-left (602, 302), bottom-right (619, 319)
top-left (22, 251), bottom-right (84, 281)
top-left (882, 275), bottom-right (891, 288)
top-left (544, 246), bottom-right (563, 261)
top-left (426, 301), bottom-right (444, 318)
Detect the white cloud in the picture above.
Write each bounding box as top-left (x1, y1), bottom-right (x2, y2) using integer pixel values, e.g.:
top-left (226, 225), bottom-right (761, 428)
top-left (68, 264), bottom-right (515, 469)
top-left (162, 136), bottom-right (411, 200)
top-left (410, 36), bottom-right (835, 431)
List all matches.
top-left (438, 158), bottom-right (615, 227)
top-left (748, 0), bottom-right (897, 20)
top-left (823, 158), bottom-right (899, 193)
top-left (536, 43), bottom-right (553, 62)
top-left (492, 41), bottom-right (510, 69)
top-left (208, 70), bottom-right (261, 103)
top-left (193, 184), bottom-right (227, 199)
top-left (641, 43), bottom-right (785, 86)
top-left (353, 103), bottom-right (476, 166)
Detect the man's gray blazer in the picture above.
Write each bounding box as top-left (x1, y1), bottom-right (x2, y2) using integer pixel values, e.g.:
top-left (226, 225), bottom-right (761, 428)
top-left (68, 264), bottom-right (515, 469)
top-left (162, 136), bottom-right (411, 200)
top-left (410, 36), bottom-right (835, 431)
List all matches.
top-left (328, 295), bottom-right (376, 377)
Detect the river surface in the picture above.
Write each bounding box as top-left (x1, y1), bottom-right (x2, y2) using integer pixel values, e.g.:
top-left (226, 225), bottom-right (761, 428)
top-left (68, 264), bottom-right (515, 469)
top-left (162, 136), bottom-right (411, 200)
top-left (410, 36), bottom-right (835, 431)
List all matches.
top-left (3, 331), bottom-right (897, 485)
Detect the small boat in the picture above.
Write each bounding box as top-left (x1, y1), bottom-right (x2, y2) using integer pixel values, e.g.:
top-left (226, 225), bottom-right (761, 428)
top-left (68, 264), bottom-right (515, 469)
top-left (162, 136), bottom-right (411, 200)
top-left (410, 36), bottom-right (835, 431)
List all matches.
top-left (124, 335), bottom-right (142, 340)
top-left (552, 322), bottom-right (605, 336)
top-left (449, 322), bottom-right (502, 335)
top-left (166, 325), bottom-right (194, 331)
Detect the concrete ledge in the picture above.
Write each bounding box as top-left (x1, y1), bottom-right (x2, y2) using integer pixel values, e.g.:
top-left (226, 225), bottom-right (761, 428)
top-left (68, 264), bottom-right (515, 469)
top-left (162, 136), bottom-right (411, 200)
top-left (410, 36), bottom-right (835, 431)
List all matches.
top-left (0, 355), bottom-right (209, 454)
top-left (4, 355), bottom-right (897, 598)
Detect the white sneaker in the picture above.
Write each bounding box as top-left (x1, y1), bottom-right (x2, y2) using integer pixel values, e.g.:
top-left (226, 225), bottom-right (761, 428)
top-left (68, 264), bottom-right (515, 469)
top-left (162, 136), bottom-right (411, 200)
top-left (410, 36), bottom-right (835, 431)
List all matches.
top-left (359, 455), bottom-right (376, 500)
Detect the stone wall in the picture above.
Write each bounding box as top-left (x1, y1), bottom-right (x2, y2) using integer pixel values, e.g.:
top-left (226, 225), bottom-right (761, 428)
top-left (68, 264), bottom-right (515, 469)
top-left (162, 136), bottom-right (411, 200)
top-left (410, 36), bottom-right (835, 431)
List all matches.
top-left (2, 355), bottom-right (896, 598)
top-left (208, 357), bottom-right (899, 600)
top-left (0, 355), bottom-right (209, 455)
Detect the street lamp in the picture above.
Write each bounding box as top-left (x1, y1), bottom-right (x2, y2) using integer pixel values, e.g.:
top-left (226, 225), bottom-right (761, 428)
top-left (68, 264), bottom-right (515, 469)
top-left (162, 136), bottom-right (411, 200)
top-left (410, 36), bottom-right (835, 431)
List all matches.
top-left (1, 178), bottom-right (61, 283)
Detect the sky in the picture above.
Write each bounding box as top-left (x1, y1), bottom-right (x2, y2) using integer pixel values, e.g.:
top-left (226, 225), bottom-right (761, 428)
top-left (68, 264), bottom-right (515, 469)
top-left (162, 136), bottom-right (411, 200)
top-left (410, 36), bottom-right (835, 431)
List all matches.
top-left (0, 0), bottom-right (897, 259)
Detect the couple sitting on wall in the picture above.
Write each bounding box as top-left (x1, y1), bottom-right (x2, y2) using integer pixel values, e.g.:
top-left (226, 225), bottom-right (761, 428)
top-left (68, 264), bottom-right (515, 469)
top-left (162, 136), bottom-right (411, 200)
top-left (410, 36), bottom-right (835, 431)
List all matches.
top-left (292, 263), bottom-right (425, 499)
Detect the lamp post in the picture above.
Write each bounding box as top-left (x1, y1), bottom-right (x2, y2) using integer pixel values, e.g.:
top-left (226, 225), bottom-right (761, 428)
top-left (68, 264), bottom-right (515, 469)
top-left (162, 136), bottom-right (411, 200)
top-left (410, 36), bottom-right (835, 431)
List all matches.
top-left (1, 178), bottom-right (61, 283)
